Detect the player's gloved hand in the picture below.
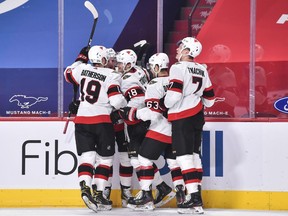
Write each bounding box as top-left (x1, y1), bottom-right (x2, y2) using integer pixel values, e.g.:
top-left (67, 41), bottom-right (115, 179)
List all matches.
top-left (159, 96), bottom-right (167, 112)
top-left (118, 107), bottom-right (138, 121)
top-left (110, 110), bottom-right (121, 124)
top-left (68, 100), bottom-right (80, 114)
top-left (159, 96), bottom-right (168, 118)
top-left (75, 46), bottom-right (90, 63)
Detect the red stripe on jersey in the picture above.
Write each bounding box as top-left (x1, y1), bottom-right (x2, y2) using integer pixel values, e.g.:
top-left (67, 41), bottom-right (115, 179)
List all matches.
top-left (139, 176), bottom-right (154, 180)
top-left (124, 119), bottom-right (141, 125)
top-left (168, 101), bottom-right (203, 121)
top-left (172, 176), bottom-right (184, 182)
top-left (120, 173), bottom-right (133, 177)
top-left (74, 115), bottom-right (111, 124)
top-left (94, 174), bottom-right (109, 181)
top-left (108, 85), bottom-right (122, 97)
top-left (65, 68), bottom-right (78, 85)
top-left (145, 98), bottom-right (162, 113)
top-left (140, 165), bottom-right (154, 170)
top-left (78, 171), bottom-right (93, 177)
top-left (80, 163), bottom-right (94, 168)
top-left (182, 168), bottom-right (197, 174)
top-left (97, 164), bottom-right (110, 169)
top-left (185, 179), bottom-right (200, 184)
top-left (145, 130), bottom-right (172, 144)
top-left (113, 122), bottom-right (124, 132)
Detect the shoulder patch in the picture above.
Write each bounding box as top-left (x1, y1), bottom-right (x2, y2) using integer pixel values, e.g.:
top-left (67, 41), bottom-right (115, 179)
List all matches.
top-left (122, 74), bottom-right (131, 80)
top-left (148, 80), bottom-right (158, 85)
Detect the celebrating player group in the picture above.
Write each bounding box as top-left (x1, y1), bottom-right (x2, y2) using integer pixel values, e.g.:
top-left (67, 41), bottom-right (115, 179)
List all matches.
top-left (63, 2), bottom-right (215, 214)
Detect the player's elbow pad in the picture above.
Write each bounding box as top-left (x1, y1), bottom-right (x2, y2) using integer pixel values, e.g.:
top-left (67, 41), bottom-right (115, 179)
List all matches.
top-left (202, 98), bottom-right (215, 108)
top-left (164, 92), bottom-right (181, 108)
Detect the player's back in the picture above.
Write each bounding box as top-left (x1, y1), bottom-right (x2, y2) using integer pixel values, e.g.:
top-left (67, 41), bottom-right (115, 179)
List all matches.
top-left (68, 63), bottom-right (122, 122)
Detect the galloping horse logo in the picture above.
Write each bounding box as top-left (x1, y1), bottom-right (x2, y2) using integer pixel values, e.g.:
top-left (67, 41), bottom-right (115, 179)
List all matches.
top-left (9, 95), bottom-right (48, 109)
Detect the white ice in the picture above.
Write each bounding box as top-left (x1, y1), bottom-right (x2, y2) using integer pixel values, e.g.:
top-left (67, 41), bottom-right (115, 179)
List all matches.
top-left (0, 208), bottom-right (287, 216)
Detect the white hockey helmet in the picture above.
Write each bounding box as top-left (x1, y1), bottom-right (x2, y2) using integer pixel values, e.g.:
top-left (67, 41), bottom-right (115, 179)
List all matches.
top-left (179, 37), bottom-right (202, 58)
top-left (88, 45), bottom-right (109, 66)
top-left (148, 53), bottom-right (169, 76)
top-left (116, 49), bottom-right (137, 72)
top-left (107, 48), bottom-right (116, 59)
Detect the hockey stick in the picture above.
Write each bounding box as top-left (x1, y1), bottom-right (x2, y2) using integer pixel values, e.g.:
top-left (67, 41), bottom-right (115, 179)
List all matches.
top-left (63, 113), bottom-right (70, 134)
top-left (63, 1), bottom-right (98, 134)
top-left (84, 0), bottom-right (99, 49)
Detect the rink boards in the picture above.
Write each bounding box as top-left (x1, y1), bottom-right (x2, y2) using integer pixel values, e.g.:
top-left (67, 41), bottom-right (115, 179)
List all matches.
top-left (0, 119), bottom-right (287, 210)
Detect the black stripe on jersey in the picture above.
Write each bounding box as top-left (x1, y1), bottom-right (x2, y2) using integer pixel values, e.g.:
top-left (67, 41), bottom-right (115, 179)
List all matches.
top-left (108, 85), bottom-right (121, 97)
top-left (124, 87), bottom-right (145, 101)
top-left (94, 164), bottom-right (111, 180)
top-left (65, 68), bottom-right (78, 85)
top-left (78, 163), bottom-right (94, 177)
top-left (170, 167), bottom-right (183, 182)
top-left (182, 169), bottom-right (198, 183)
top-left (202, 86), bottom-right (215, 99)
top-left (169, 79), bottom-right (183, 93)
top-left (119, 164), bottom-right (133, 177)
top-left (139, 165), bottom-right (154, 180)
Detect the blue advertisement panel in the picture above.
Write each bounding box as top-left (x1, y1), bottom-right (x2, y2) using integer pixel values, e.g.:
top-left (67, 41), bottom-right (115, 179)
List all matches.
top-left (0, 0), bottom-right (138, 117)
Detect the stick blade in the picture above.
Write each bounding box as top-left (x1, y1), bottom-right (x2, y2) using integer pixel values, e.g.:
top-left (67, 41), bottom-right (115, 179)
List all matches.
top-left (84, 1), bottom-right (98, 19)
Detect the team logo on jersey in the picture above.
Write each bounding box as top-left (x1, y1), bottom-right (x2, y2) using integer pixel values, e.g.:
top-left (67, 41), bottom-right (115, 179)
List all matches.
top-left (9, 95), bottom-right (48, 109)
top-left (274, 96), bottom-right (288, 114)
top-left (148, 80), bottom-right (157, 85)
top-left (122, 74), bottom-right (131, 80)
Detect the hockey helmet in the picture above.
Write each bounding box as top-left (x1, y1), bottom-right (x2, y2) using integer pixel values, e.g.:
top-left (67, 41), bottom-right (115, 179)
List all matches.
top-left (148, 53), bottom-right (169, 76)
top-left (116, 49), bottom-right (137, 72)
top-left (178, 37), bottom-right (202, 58)
top-left (88, 45), bottom-right (109, 66)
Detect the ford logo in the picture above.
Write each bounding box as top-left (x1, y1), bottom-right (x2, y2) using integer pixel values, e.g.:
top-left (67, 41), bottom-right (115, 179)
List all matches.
top-left (274, 97), bottom-right (288, 114)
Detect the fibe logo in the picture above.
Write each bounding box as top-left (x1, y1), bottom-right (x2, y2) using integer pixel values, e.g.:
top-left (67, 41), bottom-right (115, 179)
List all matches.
top-left (22, 140), bottom-right (77, 175)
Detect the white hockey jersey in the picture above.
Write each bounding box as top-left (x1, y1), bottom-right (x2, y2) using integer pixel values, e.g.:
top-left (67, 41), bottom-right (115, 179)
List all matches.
top-left (64, 61), bottom-right (127, 124)
top-left (164, 61), bottom-right (215, 121)
top-left (120, 65), bottom-right (150, 125)
top-left (136, 76), bottom-right (172, 144)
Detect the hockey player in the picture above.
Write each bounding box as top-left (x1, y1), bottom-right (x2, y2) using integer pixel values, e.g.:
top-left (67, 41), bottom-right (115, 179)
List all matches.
top-left (64, 45), bottom-right (127, 212)
top-left (102, 48), bottom-right (134, 208)
top-left (164, 37), bottom-right (215, 214)
top-left (120, 53), bottom-right (187, 211)
top-left (112, 49), bottom-right (172, 208)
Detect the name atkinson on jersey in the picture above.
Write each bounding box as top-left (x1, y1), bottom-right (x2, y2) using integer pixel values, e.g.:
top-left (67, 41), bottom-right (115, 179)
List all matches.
top-left (81, 70), bottom-right (107, 82)
top-left (188, 67), bottom-right (205, 77)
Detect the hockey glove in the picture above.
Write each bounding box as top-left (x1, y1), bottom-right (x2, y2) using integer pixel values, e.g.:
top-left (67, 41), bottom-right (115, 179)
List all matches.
top-left (75, 46), bottom-right (89, 63)
top-left (159, 96), bottom-right (168, 118)
top-left (118, 107), bottom-right (138, 121)
top-left (110, 110), bottom-right (121, 124)
top-left (68, 100), bottom-right (80, 115)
